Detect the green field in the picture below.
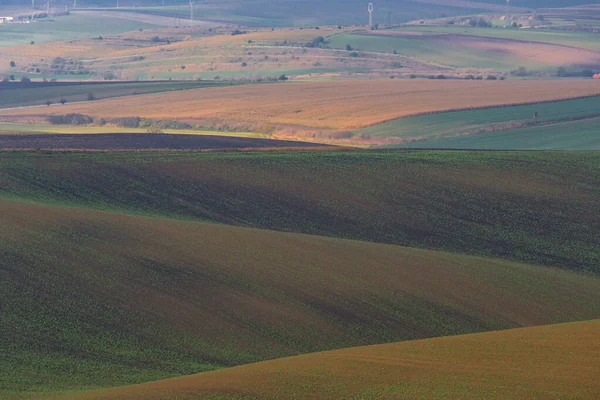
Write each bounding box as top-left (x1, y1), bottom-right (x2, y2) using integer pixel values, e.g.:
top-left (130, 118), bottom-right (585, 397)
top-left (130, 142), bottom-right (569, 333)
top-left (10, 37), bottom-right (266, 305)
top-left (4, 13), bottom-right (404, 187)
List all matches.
top-left (356, 96), bottom-right (600, 140)
top-left (116, 0), bottom-right (478, 27)
top-left (393, 26), bottom-right (600, 52)
top-left (397, 116), bottom-right (600, 150)
top-left (0, 14), bottom-right (159, 48)
top-left (2, 197), bottom-right (599, 396)
top-left (327, 32), bottom-right (526, 69)
top-left (0, 122), bottom-right (260, 137)
top-left (0, 80), bottom-right (232, 109)
top-left (1, 151), bottom-right (598, 273)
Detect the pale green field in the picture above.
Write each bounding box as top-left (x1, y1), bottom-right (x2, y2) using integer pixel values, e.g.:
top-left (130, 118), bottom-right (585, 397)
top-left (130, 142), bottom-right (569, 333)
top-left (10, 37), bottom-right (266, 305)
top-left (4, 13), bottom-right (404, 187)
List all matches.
top-left (0, 13), bottom-right (159, 48)
top-left (394, 26), bottom-right (600, 51)
top-left (327, 32), bottom-right (527, 69)
top-left (0, 122), bottom-right (261, 138)
top-left (395, 117), bottom-right (600, 150)
top-left (357, 96), bottom-right (600, 140)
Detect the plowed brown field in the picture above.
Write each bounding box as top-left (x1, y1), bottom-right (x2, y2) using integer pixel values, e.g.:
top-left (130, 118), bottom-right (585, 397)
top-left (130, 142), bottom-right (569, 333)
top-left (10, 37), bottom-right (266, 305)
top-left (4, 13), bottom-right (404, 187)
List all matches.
top-left (5, 79), bottom-right (599, 130)
top-left (60, 320), bottom-right (600, 400)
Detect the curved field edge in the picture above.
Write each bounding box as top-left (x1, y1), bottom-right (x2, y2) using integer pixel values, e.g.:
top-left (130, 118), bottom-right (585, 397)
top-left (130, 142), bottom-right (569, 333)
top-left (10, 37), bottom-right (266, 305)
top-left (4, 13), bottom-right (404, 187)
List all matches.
top-left (0, 151), bottom-right (598, 273)
top-left (57, 320), bottom-right (600, 399)
top-left (1, 199), bottom-right (599, 396)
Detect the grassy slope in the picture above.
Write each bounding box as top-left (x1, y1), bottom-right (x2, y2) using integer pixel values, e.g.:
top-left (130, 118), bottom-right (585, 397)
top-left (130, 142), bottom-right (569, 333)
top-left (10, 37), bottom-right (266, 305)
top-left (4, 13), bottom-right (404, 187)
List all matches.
top-left (398, 117), bottom-right (600, 150)
top-left (356, 96), bottom-right (600, 139)
top-left (64, 319), bottom-right (600, 400)
top-left (0, 151), bottom-right (599, 273)
top-left (0, 81), bottom-right (230, 109)
top-left (0, 123), bottom-right (259, 137)
top-left (2, 199), bottom-right (599, 396)
top-left (394, 26), bottom-right (600, 52)
top-left (0, 14), bottom-right (159, 48)
top-left (328, 32), bottom-right (524, 69)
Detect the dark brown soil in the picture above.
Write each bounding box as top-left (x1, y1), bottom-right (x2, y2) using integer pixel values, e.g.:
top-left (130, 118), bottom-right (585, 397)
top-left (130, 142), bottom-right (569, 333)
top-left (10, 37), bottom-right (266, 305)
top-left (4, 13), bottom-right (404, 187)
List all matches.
top-left (0, 133), bottom-right (328, 150)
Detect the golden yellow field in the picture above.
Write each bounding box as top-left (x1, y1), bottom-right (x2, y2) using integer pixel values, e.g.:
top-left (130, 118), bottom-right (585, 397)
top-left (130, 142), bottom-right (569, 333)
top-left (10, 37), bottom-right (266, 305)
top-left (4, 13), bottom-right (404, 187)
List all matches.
top-left (57, 319), bottom-right (600, 399)
top-left (4, 79), bottom-right (600, 130)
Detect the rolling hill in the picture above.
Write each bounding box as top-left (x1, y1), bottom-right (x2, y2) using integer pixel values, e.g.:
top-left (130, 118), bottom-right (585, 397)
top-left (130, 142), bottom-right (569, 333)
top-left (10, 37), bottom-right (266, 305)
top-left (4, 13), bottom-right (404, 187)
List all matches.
top-left (57, 319), bottom-right (600, 399)
top-left (57, 320), bottom-right (600, 400)
top-left (2, 198), bottom-right (600, 396)
top-left (1, 151), bottom-right (598, 273)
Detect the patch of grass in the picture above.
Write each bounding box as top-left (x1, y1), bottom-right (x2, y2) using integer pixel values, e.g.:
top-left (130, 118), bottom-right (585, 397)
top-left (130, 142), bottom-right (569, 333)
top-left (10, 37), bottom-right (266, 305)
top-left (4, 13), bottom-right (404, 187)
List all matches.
top-left (0, 81), bottom-right (229, 109)
top-left (1, 199), bottom-right (599, 396)
top-left (327, 32), bottom-right (528, 69)
top-left (0, 151), bottom-right (598, 273)
top-left (397, 116), bottom-right (600, 150)
top-left (358, 96), bottom-right (600, 140)
top-left (394, 26), bottom-right (600, 52)
top-left (0, 122), bottom-right (261, 138)
top-left (0, 13), bottom-right (159, 48)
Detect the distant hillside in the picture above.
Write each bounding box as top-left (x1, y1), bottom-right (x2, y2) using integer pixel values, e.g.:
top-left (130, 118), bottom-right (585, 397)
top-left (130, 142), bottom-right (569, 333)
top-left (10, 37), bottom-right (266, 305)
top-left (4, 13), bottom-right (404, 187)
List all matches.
top-left (2, 198), bottom-right (599, 395)
top-left (0, 0), bottom-right (485, 26)
top-left (61, 319), bottom-right (600, 399)
top-left (1, 151), bottom-right (598, 273)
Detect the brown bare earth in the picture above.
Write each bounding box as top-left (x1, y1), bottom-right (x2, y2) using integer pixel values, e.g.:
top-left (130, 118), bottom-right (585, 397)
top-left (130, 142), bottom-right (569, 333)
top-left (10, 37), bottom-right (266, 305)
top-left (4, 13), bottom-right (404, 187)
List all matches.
top-left (3, 79), bottom-right (600, 131)
top-left (58, 320), bottom-right (600, 399)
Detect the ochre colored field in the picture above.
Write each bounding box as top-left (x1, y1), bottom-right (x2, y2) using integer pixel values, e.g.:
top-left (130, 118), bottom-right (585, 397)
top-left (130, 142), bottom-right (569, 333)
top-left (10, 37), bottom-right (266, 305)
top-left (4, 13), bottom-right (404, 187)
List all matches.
top-left (4, 79), bottom-right (600, 130)
top-left (62, 320), bottom-right (600, 399)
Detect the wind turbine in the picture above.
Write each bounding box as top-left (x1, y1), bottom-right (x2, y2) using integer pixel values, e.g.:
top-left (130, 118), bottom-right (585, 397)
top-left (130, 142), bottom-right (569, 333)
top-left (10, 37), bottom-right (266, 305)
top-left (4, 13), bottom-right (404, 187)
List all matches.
top-left (190, 0), bottom-right (195, 23)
